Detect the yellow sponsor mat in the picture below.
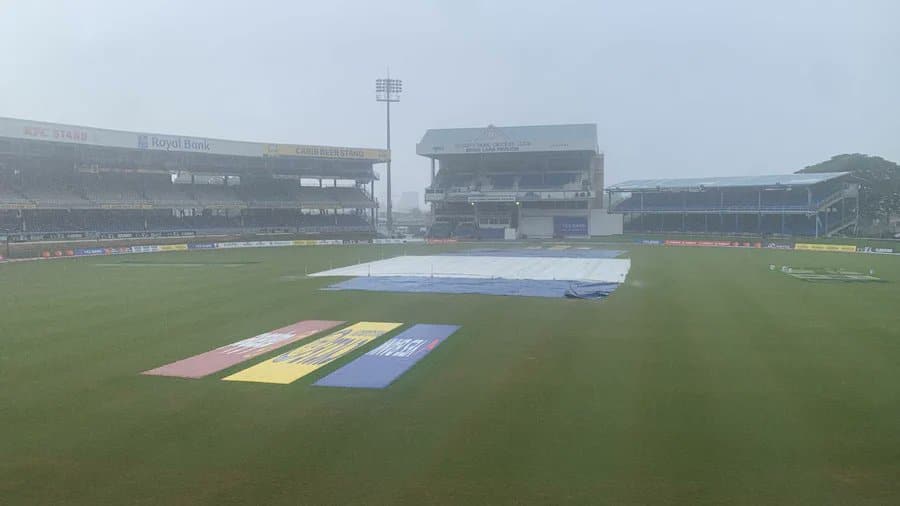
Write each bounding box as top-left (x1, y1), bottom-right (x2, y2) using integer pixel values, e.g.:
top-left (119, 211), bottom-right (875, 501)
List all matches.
top-left (222, 322), bottom-right (402, 384)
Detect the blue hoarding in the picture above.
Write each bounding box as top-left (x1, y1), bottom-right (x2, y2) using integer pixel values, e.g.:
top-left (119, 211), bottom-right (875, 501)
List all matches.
top-left (74, 247), bottom-right (107, 256)
top-left (187, 243), bottom-right (217, 250)
top-left (314, 324), bottom-right (460, 389)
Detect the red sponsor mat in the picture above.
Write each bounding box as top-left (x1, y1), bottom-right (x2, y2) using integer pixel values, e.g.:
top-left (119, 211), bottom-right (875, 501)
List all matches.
top-left (142, 320), bottom-right (344, 379)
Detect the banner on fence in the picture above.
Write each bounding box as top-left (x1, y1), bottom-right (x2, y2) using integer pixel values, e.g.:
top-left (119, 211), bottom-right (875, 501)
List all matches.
top-left (794, 243), bottom-right (856, 253)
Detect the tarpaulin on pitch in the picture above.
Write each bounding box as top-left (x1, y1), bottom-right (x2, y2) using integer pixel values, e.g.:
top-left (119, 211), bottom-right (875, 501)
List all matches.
top-left (314, 324), bottom-right (460, 389)
top-left (222, 322), bottom-right (402, 384)
top-left (309, 255), bottom-right (631, 283)
top-left (444, 248), bottom-right (625, 258)
top-left (142, 320), bottom-right (344, 379)
top-left (324, 276), bottom-right (620, 299)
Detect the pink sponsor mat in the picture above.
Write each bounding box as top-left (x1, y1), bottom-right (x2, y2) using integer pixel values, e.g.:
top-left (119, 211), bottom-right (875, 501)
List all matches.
top-left (142, 320), bottom-right (344, 379)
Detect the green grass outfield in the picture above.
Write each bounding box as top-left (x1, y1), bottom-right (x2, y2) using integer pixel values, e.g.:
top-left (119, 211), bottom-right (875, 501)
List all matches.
top-left (1, 244), bottom-right (898, 505)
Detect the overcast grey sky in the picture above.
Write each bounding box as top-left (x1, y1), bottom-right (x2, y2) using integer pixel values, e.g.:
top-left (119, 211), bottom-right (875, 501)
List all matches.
top-left (2, 0), bottom-right (897, 204)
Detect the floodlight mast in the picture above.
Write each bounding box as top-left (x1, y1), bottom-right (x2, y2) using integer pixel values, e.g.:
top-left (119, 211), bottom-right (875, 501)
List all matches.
top-left (375, 72), bottom-right (401, 234)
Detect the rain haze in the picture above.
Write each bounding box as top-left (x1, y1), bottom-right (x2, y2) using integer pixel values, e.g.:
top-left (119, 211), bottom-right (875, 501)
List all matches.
top-left (3, 2), bottom-right (900, 504)
top-left (1, 0), bottom-right (898, 206)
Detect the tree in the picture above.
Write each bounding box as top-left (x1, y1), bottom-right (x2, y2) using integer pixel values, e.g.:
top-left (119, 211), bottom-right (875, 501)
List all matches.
top-left (798, 154), bottom-right (900, 236)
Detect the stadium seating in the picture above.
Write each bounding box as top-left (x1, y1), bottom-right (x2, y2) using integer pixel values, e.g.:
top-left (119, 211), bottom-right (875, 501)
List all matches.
top-left (143, 179), bottom-right (198, 206)
top-left (0, 183), bottom-right (31, 205)
top-left (81, 176), bottom-right (147, 204)
top-left (192, 185), bottom-right (242, 206)
top-left (19, 181), bottom-right (86, 206)
top-left (326, 187), bottom-right (373, 207)
top-left (490, 175), bottom-right (516, 189)
top-left (613, 188), bottom-right (822, 213)
top-left (297, 187), bottom-right (335, 207)
top-left (1, 171), bottom-right (376, 238)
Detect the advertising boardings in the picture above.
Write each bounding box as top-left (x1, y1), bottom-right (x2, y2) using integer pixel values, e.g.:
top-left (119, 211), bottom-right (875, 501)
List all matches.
top-left (265, 143), bottom-right (390, 162)
top-left (553, 216), bottom-right (588, 237)
top-left (0, 117), bottom-right (264, 157)
top-left (665, 240), bottom-right (762, 248)
top-left (794, 243), bottom-right (857, 253)
top-left (859, 246), bottom-right (895, 254)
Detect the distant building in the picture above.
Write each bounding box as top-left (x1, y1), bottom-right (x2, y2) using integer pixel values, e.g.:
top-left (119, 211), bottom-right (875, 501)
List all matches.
top-left (396, 191), bottom-right (420, 211)
top-left (417, 123), bottom-right (620, 239)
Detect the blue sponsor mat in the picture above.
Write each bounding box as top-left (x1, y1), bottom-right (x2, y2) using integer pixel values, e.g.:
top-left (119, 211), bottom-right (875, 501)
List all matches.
top-left (315, 324), bottom-right (460, 389)
top-left (444, 248), bottom-right (624, 258)
top-left (324, 276), bottom-right (619, 299)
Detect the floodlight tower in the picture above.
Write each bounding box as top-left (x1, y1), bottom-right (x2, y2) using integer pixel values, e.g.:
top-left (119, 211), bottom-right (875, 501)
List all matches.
top-left (375, 72), bottom-right (402, 234)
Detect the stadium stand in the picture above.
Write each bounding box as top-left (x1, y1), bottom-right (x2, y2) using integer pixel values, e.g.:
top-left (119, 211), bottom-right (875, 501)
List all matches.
top-left (607, 173), bottom-right (859, 237)
top-left (418, 124), bottom-right (616, 239)
top-left (0, 116), bottom-right (385, 241)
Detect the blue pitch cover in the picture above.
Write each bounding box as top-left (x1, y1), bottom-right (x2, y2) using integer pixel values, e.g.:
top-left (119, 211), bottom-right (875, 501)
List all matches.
top-left (314, 324), bottom-right (460, 389)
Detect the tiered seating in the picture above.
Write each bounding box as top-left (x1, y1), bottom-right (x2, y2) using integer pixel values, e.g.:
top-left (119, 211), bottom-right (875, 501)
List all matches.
top-left (518, 174), bottom-right (543, 188)
top-left (543, 172), bottom-right (576, 187)
top-left (3, 172), bottom-right (377, 238)
top-left (192, 185), bottom-right (242, 206)
top-left (0, 212), bottom-right (21, 231)
top-left (296, 213), bottom-right (371, 232)
top-left (489, 175), bottom-right (515, 189)
top-left (325, 187), bottom-right (373, 207)
top-left (83, 213), bottom-right (147, 232)
top-left (0, 183), bottom-right (31, 205)
top-left (297, 186), bottom-right (336, 207)
top-left (82, 176), bottom-right (146, 203)
top-left (143, 178), bottom-right (197, 206)
top-left (240, 182), bottom-right (298, 206)
top-left (20, 182), bottom-right (86, 206)
top-left (146, 213), bottom-right (194, 230)
top-left (614, 189), bottom-right (816, 213)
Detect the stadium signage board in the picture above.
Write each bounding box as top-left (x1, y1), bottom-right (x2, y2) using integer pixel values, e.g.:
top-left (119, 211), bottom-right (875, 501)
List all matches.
top-left (137, 134), bottom-right (211, 153)
top-left (130, 245), bottom-right (161, 254)
top-left (264, 143), bottom-right (389, 162)
top-left (858, 247), bottom-right (894, 254)
top-left (132, 133), bottom-right (261, 157)
top-left (665, 240), bottom-right (762, 248)
top-left (794, 243), bottom-right (856, 253)
top-left (17, 237), bottom-right (421, 264)
top-left (372, 238), bottom-right (411, 244)
top-left (553, 216), bottom-right (588, 237)
top-left (74, 247), bottom-right (108, 256)
top-left (468, 193), bottom-right (516, 202)
top-left (417, 124), bottom-right (599, 155)
top-left (157, 244), bottom-right (188, 251)
top-left (187, 243), bottom-right (217, 250)
top-left (0, 116), bottom-right (383, 160)
top-left (22, 124), bottom-right (89, 143)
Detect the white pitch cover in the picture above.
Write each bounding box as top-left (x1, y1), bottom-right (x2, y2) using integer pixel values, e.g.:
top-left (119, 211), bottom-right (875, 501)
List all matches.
top-left (309, 255), bottom-right (630, 283)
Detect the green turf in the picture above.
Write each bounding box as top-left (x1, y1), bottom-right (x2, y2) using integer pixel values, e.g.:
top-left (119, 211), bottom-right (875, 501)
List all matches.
top-left (1, 244), bottom-right (898, 505)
